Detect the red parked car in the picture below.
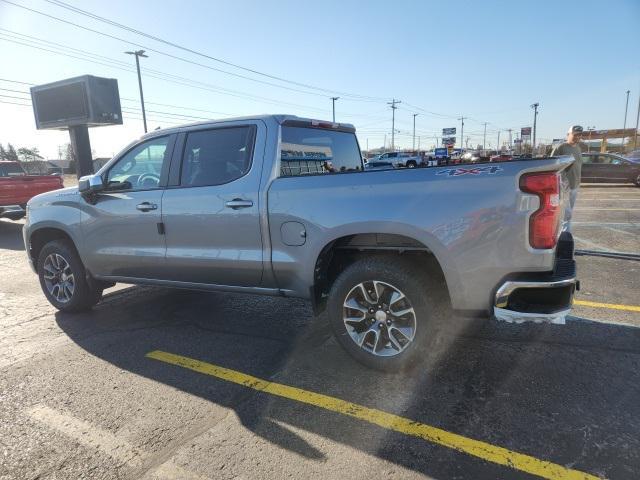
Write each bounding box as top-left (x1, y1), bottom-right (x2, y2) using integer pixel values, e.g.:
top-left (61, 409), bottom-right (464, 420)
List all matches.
top-left (490, 153), bottom-right (513, 162)
top-left (0, 161), bottom-right (64, 220)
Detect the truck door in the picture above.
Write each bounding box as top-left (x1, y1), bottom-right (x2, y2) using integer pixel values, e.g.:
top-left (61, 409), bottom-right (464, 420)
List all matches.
top-left (81, 134), bottom-right (176, 278)
top-left (161, 121), bottom-right (265, 286)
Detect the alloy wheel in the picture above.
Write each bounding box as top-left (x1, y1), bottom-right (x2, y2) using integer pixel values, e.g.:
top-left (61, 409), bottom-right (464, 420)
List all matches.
top-left (342, 280), bottom-right (417, 357)
top-left (42, 253), bottom-right (75, 303)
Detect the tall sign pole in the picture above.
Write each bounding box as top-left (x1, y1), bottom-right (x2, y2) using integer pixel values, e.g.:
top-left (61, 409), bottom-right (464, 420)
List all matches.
top-left (622, 90), bottom-right (630, 151)
top-left (412, 113), bottom-right (418, 151)
top-left (635, 88), bottom-right (640, 150)
top-left (458, 116), bottom-right (465, 152)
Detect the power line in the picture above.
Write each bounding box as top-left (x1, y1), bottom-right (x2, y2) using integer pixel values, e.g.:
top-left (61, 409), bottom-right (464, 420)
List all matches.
top-left (44, 0), bottom-right (389, 102)
top-left (0, 31), bottom-right (397, 120)
top-left (0, 34), bottom-right (334, 114)
top-left (1, 0), bottom-right (385, 103)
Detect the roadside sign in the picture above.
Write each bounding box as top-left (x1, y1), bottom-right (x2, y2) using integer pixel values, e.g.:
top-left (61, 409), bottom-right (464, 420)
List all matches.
top-left (434, 147), bottom-right (448, 158)
top-left (514, 138), bottom-right (523, 144)
top-left (442, 127), bottom-right (456, 136)
top-left (442, 136), bottom-right (456, 146)
top-left (521, 127), bottom-right (532, 137)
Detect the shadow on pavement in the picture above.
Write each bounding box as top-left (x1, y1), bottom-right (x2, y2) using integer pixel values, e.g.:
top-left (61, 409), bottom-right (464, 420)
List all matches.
top-left (55, 286), bottom-right (640, 479)
top-left (0, 219), bottom-right (25, 251)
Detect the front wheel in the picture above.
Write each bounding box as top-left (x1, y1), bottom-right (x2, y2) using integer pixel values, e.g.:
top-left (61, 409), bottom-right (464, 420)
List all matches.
top-left (635, 174), bottom-right (640, 187)
top-left (327, 256), bottom-right (440, 371)
top-left (37, 240), bottom-right (103, 312)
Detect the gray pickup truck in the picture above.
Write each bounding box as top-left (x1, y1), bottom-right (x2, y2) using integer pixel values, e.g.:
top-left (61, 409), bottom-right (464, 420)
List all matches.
top-left (23, 115), bottom-right (578, 370)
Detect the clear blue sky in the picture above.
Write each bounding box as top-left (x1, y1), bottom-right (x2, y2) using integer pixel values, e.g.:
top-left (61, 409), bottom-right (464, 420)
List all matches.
top-left (1, 0), bottom-right (638, 158)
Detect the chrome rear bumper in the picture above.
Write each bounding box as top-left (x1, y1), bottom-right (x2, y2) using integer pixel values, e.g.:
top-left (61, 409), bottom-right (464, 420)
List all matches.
top-left (494, 278), bottom-right (578, 325)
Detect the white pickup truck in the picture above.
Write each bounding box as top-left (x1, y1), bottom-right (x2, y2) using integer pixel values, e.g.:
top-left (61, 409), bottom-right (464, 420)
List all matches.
top-left (369, 152), bottom-right (423, 168)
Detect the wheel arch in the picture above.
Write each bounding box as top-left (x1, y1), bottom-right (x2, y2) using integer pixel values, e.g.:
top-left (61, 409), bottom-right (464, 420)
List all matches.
top-left (310, 231), bottom-right (460, 315)
top-left (28, 225), bottom-right (79, 267)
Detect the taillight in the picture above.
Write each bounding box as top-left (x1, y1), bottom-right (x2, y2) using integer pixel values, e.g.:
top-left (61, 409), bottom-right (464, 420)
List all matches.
top-left (520, 171), bottom-right (561, 249)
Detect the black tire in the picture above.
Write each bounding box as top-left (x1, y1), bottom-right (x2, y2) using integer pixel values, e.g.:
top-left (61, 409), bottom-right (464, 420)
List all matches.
top-left (407, 161), bottom-right (417, 168)
top-left (37, 239), bottom-right (103, 312)
top-left (327, 256), bottom-right (441, 372)
top-left (635, 174), bottom-right (640, 187)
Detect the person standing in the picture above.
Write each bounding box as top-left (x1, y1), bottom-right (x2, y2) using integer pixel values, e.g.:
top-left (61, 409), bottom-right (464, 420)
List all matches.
top-left (551, 125), bottom-right (584, 230)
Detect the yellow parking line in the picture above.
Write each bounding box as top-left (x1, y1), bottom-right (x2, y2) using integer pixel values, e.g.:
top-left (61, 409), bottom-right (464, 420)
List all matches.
top-left (574, 208), bottom-right (639, 211)
top-left (574, 299), bottom-right (640, 313)
top-left (146, 350), bottom-right (597, 480)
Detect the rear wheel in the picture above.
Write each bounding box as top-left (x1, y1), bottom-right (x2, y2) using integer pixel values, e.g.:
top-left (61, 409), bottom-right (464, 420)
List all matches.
top-left (37, 240), bottom-right (103, 312)
top-left (327, 256), bottom-right (440, 371)
top-left (407, 161), bottom-right (417, 168)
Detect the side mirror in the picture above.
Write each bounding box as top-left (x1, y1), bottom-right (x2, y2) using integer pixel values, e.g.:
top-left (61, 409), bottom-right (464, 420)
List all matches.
top-left (78, 174), bottom-right (105, 194)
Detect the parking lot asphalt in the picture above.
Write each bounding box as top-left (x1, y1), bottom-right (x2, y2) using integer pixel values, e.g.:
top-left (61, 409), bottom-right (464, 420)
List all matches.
top-left (1, 184), bottom-right (639, 480)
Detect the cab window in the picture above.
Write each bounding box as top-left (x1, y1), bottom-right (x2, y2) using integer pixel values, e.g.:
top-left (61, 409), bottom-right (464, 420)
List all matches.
top-left (106, 136), bottom-right (172, 191)
top-left (280, 126), bottom-right (363, 176)
top-left (180, 126), bottom-right (255, 187)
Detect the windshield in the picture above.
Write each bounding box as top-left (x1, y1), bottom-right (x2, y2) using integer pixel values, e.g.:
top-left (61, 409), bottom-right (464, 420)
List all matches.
top-left (0, 162), bottom-right (25, 177)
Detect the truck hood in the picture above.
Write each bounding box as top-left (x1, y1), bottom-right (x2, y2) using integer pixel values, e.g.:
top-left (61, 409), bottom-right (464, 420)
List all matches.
top-left (27, 186), bottom-right (80, 208)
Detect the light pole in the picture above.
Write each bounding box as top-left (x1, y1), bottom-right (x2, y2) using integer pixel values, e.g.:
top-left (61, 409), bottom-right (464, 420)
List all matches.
top-left (387, 99), bottom-right (400, 150)
top-left (458, 116), bottom-right (465, 152)
top-left (622, 90), bottom-right (630, 152)
top-left (331, 97), bottom-right (339, 123)
top-left (531, 102), bottom-right (539, 152)
top-left (586, 126), bottom-right (595, 152)
top-left (497, 130), bottom-right (501, 152)
top-left (482, 122), bottom-right (488, 150)
top-left (412, 113), bottom-right (419, 151)
top-left (125, 50), bottom-right (149, 133)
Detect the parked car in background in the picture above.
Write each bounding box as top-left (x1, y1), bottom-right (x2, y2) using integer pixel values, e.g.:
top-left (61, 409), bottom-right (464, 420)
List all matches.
top-left (24, 114), bottom-right (578, 371)
top-left (490, 153), bottom-right (513, 162)
top-left (460, 151), bottom-right (481, 163)
top-left (625, 150), bottom-right (640, 161)
top-left (1, 161), bottom-right (64, 220)
top-left (364, 161), bottom-right (395, 171)
top-left (581, 152), bottom-right (640, 186)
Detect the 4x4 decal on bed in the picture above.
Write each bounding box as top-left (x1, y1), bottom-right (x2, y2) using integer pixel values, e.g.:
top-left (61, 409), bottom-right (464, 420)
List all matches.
top-left (436, 166), bottom-right (503, 176)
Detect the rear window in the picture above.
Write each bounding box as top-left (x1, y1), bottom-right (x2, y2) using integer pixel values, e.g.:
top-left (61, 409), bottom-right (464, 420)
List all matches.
top-left (280, 126), bottom-right (362, 176)
top-left (0, 162), bottom-right (25, 177)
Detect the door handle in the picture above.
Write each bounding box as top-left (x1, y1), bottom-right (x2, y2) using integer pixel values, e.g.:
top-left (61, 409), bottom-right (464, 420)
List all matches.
top-left (225, 199), bottom-right (253, 209)
top-left (136, 202), bottom-right (158, 212)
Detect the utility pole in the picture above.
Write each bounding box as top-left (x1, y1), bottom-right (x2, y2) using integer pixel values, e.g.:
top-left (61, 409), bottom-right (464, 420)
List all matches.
top-left (458, 116), bottom-right (465, 152)
top-left (125, 50), bottom-right (149, 133)
top-left (331, 97), bottom-right (339, 123)
top-left (384, 133), bottom-right (387, 150)
top-left (366, 138), bottom-right (369, 153)
top-left (531, 102), bottom-right (539, 152)
top-left (497, 130), bottom-right (501, 151)
top-left (387, 99), bottom-right (401, 150)
top-left (507, 129), bottom-right (513, 150)
top-left (412, 113), bottom-right (419, 151)
top-left (482, 122), bottom-right (488, 150)
top-left (622, 90), bottom-right (630, 152)
top-left (418, 136), bottom-right (421, 150)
